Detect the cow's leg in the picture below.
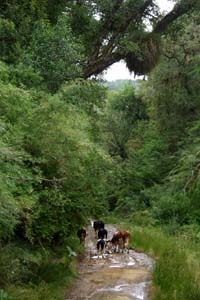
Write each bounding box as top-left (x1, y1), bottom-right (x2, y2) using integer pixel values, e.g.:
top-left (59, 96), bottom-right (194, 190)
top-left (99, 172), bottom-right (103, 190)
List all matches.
top-left (97, 240), bottom-right (100, 258)
top-left (116, 244), bottom-right (119, 253)
top-left (121, 244), bottom-right (124, 253)
top-left (102, 243), bottom-right (106, 258)
top-left (125, 239), bottom-right (130, 253)
top-left (98, 246), bottom-right (101, 258)
top-left (119, 238), bottom-right (124, 253)
top-left (80, 234), bottom-right (84, 245)
top-left (126, 243), bottom-right (130, 254)
top-left (101, 247), bottom-right (104, 258)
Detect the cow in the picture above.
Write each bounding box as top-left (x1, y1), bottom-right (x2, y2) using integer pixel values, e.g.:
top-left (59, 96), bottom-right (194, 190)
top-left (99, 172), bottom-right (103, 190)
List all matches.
top-left (93, 220), bottom-right (105, 236)
top-left (107, 230), bottom-right (130, 253)
top-left (77, 228), bottom-right (87, 245)
top-left (98, 228), bottom-right (108, 239)
top-left (96, 239), bottom-right (107, 258)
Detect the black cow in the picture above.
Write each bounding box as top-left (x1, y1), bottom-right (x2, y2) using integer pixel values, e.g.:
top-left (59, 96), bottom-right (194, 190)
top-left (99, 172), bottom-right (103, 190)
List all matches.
top-left (93, 220), bottom-right (104, 233)
top-left (77, 228), bottom-right (87, 245)
top-left (97, 239), bottom-right (107, 258)
top-left (98, 228), bottom-right (107, 239)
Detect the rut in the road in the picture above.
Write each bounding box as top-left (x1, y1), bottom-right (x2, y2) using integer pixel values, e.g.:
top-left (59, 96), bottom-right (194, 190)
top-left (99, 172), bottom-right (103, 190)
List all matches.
top-left (66, 224), bottom-right (153, 300)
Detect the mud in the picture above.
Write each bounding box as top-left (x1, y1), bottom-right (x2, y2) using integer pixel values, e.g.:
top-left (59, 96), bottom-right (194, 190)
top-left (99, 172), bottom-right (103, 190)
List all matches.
top-left (66, 224), bottom-right (154, 300)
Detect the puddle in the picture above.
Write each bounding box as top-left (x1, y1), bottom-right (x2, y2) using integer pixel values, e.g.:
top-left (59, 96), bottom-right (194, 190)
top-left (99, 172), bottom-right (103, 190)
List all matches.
top-left (95, 281), bottom-right (150, 300)
top-left (66, 224), bottom-right (153, 300)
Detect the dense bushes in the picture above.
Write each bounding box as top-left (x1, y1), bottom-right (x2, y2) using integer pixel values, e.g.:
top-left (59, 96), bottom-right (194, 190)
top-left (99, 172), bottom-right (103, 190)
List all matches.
top-left (0, 69), bottom-right (111, 296)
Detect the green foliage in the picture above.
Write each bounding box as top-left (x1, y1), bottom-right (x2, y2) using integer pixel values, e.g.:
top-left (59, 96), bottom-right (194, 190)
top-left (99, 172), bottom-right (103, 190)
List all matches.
top-left (0, 243), bottom-right (43, 286)
top-left (0, 18), bottom-right (20, 63)
top-left (7, 64), bottom-right (43, 89)
top-left (151, 192), bottom-right (190, 226)
top-left (15, 85), bottom-right (110, 244)
top-left (0, 289), bottom-right (12, 300)
top-left (0, 83), bottom-right (37, 243)
top-left (22, 16), bottom-right (84, 92)
top-left (145, 21), bottom-right (200, 147)
top-left (0, 0), bottom-right (198, 79)
top-left (0, 190), bottom-right (18, 241)
top-left (111, 120), bottom-right (170, 215)
top-left (0, 70), bottom-right (110, 294)
top-left (59, 79), bottom-right (106, 115)
top-left (104, 85), bottom-right (147, 159)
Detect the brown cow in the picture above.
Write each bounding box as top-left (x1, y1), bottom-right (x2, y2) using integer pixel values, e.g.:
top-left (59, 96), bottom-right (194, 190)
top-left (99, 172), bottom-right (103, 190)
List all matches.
top-left (107, 230), bottom-right (130, 253)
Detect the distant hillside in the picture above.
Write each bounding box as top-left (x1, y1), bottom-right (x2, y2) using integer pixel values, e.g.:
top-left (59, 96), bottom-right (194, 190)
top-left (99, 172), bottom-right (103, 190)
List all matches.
top-left (104, 79), bottom-right (141, 91)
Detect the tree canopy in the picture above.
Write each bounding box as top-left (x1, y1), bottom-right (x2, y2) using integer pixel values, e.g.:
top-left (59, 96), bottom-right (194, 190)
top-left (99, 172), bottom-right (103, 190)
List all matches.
top-left (0, 0), bottom-right (199, 83)
top-left (67, 0), bottom-right (200, 77)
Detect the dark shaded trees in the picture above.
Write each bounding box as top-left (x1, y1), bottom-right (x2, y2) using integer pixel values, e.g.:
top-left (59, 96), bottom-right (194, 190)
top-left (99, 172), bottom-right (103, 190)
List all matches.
top-left (103, 86), bottom-right (148, 159)
top-left (144, 19), bottom-right (200, 148)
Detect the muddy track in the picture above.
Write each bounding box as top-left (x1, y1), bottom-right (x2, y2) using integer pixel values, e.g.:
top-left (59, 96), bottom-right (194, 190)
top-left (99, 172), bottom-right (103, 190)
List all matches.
top-left (66, 224), bottom-right (153, 300)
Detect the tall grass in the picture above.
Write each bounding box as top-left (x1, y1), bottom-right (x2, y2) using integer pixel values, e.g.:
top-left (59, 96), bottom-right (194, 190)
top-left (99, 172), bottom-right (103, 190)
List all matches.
top-left (128, 226), bottom-right (200, 300)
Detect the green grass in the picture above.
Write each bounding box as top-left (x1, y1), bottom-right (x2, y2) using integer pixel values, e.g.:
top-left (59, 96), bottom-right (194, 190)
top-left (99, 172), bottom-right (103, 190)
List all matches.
top-left (127, 225), bottom-right (200, 300)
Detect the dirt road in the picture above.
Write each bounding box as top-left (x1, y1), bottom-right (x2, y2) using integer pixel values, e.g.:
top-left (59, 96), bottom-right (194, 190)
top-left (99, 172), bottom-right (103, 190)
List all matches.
top-left (66, 223), bottom-right (153, 300)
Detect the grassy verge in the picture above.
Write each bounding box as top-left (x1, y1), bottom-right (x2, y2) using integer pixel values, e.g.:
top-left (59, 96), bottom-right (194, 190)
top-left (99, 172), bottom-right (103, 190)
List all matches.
top-left (125, 225), bottom-right (200, 300)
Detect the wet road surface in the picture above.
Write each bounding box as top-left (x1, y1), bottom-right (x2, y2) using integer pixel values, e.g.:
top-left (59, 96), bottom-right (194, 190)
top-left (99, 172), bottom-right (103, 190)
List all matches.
top-left (66, 224), bottom-right (153, 300)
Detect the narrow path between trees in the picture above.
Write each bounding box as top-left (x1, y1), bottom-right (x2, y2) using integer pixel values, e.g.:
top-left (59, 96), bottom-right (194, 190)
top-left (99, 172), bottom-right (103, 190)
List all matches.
top-left (66, 224), bottom-right (153, 300)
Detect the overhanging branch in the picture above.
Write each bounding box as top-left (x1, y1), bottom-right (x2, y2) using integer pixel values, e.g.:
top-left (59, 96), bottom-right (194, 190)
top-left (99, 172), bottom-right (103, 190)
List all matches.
top-left (153, 0), bottom-right (198, 33)
top-left (82, 0), bottom-right (198, 78)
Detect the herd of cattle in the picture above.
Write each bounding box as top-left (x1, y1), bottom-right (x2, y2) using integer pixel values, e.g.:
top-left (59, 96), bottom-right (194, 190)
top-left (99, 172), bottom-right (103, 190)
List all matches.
top-left (77, 220), bottom-right (131, 257)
